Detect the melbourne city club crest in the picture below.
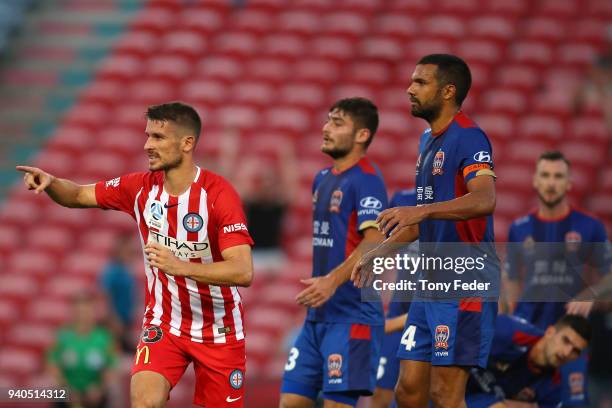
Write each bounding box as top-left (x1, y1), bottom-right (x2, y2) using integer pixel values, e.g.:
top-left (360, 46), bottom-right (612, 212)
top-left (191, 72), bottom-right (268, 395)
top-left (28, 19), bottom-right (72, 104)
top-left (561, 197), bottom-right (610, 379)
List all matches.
top-left (432, 151), bottom-right (445, 175)
top-left (434, 325), bottom-right (450, 350)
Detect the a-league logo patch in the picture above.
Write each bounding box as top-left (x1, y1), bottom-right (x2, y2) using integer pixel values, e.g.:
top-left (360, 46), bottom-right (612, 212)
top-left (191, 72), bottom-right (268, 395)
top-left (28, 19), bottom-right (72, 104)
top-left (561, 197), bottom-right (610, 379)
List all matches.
top-left (434, 325), bottom-right (450, 350)
top-left (327, 354), bottom-right (343, 378)
top-left (142, 326), bottom-right (163, 343)
top-left (183, 212), bottom-right (203, 233)
top-left (432, 151), bottom-right (445, 175)
top-left (329, 190), bottom-right (343, 213)
top-left (229, 369), bottom-right (244, 389)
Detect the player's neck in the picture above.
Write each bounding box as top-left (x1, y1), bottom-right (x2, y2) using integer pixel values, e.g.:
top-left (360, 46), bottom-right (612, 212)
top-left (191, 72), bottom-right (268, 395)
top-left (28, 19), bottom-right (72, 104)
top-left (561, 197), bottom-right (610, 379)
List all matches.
top-left (537, 201), bottom-right (570, 221)
top-left (528, 340), bottom-right (547, 371)
top-left (429, 105), bottom-right (459, 134)
top-left (164, 160), bottom-right (198, 196)
top-left (333, 150), bottom-right (365, 174)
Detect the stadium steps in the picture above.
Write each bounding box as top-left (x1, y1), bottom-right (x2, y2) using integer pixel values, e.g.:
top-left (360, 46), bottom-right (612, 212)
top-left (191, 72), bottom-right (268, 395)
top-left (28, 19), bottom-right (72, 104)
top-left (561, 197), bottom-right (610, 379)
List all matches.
top-left (0, 0), bottom-right (141, 201)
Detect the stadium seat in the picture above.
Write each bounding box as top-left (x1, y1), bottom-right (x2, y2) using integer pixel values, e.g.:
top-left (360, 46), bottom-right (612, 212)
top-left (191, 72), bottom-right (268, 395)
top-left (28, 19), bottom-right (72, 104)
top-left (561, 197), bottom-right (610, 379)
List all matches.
top-left (309, 35), bottom-right (356, 61)
top-left (521, 17), bottom-right (565, 43)
top-left (517, 115), bottom-right (564, 141)
top-left (264, 106), bottom-right (311, 133)
top-left (292, 59), bottom-right (341, 85)
top-left (320, 11), bottom-right (369, 37)
top-left (468, 16), bottom-right (516, 42)
top-left (473, 113), bottom-right (514, 141)
top-left (113, 31), bottom-right (158, 59)
top-left (230, 8), bottom-right (274, 34)
top-left (497, 65), bottom-right (539, 91)
top-left (245, 57), bottom-right (290, 84)
top-left (421, 15), bottom-right (465, 40)
top-left (455, 40), bottom-right (503, 65)
top-left (179, 8), bottom-right (225, 35)
top-left (46, 125), bottom-right (94, 155)
top-left (557, 42), bottom-right (599, 68)
top-left (230, 81), bottom-right (276, 107)
top-left (372, 14), bottom-right (418, 38)
top-left (360, 37), bottom-right (404, 61)
top-left (197, 55), bottom-right (243, 81)
top-left (9, 323), bottom-right (56, 352)
top-left (160, 31), bottom-right (207, 59)
top-left (0, 348), bottom-right (39, 376)
top-left (277, 10), bottom-right (320, 35)
top-left (480, 88), bottom-right (527, 115)
top-left (485, 0), bottom-right (528, 16)
top-left (26, 225), bottom-right (73, 255)
top-left (130, 7), bottom-right (176, 34)
top-left (278, 83), bottom-right (325, 110)
top-left (97, 126), bottom-right (143, 156)
top-left (181, 79), bottom-right (228, 106)
top-left (347, 61), bottom-right (391, 86)
top-left (260, 34), bottom-right (307, 59)
top-left (213, 32), bottom-right (259, 57)
top-left (215, 104), bottom-right (260, 129)
top-left (27, 298), bottom-right (70, 325)
top-left (511, 41), bottom-right (554, 67)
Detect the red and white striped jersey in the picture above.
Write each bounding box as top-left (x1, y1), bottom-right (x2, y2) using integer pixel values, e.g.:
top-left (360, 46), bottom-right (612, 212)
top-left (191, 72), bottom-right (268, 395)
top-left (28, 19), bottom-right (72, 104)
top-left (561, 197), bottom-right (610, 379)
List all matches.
top-left (95, 167), bottom-right (253, 344)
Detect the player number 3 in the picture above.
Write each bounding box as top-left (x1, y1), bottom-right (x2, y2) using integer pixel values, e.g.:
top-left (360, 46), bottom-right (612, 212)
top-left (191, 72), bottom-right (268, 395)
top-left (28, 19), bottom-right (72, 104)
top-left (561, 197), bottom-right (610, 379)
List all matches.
top-left (401, 325), bottom-right (417, 351)
top-left (285, 347), bottom-right (299, 371)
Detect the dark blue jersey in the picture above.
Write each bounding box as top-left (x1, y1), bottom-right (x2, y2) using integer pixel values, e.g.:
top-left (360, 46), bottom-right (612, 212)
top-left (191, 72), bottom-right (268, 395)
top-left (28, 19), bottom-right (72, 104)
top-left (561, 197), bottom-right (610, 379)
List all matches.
top-left (387, 189), bottom-right (417, 318)
top-left (506, 208), bottom-right (611, 329)
top-left (467, 315), bottom-right (555, 402)
top-left (414, 112), bottom-right (499, 299)
top-left (467, 315), bottom-right (587, 407)
top-left (308, 157), bottom-right (387, 324)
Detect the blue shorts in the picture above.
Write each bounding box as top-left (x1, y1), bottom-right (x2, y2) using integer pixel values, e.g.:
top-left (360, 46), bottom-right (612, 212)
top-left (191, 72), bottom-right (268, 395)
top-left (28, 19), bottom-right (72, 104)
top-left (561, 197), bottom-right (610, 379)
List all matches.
top-left (396, 301), bottom-right (497, 368)
top-left (281, 320), bottom-right (383, 404)
top-left (376, 329), bottom-right (402, 390)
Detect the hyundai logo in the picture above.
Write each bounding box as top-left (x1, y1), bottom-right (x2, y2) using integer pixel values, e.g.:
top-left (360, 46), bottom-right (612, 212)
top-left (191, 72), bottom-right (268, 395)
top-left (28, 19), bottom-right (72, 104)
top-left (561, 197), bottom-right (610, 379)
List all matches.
top-left (359, 196), bottom-right (383, 209)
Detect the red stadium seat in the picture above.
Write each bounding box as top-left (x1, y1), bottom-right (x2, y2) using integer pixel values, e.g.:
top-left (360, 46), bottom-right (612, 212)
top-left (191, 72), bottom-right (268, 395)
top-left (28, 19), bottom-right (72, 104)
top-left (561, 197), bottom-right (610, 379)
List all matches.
top-left (213, 32), bottom-right (259, 57)
top-left (230, 81), bottom-right (276, 107)
top-left (557, 42), bottom-right (599, 68)
top-left (179, 8), bottom-right (225, 35)
top-left (26, 225), bottom-right (73, 255)
top-left (560, 141), bottom-right (606, 167)
top-left (62, 103), bottom-right (110, 130)
top-left (468, 16), bottom-right (516, 42)
top-left (536, 0), bottom-right (578, 18)
top-left (264, 106), bottom-right (311, 133)
top-left (80, 79), bottom-right (124, 107)
top-left (98, 126), bottom-right (143, 156)
top-left (148, 54), bottom-right (193, 81)
top-left (495, 164), bottom-right (535, 192)
top-left (455, 40), bottom-right (503, 65)
top-left (421, 15), bottom-right (465, 40)
top-left (360, 37), bottom-right (404, 61)
top-left (127, 79), bottom-right (177, 104)
top-left (0, 274), bottom-right (39, 300)
top-left (0, 348), bottom-right (39, 376)
top-left (588, 193), bottom-right (612, 217)
top-left (388, 0), bottom-right (429, 14)
top-left (260, 34), bottom-right (307, 59)
top-left (161, 31), bottom-right (207, 59)
top-left (330, 84), bottom-right (376, 102)
top-left (347, 61), bottom-right (391, 86)
top-left (27, 298), bottom-right (70, 325)
top-left (33, 149), bottom-right (75, 176)
top-left (277, 11), bottom-right (320, 35)
top-left (497, 65), bottom-right (540, 91)
top-left (569, 117), bottom-right (609, 142)
top-left (181, 79), bottom-right (228, 106)
top-left (484, 0), bottom-right (528, 16)
top-left (230, 8), bottom-right (274, 34)
top-left (572, 19), bottom-right (608, 43)
top-left (215, 104), bottom-right (260, 129)
top-left (47, 125), bottom-right (94, 154)
top-left (292, 59), bottom-right (341, 85)
top-left (196, 56), bottom-right (243, 81)
top-left (9, 251), bottom-right (58, 277)
top-left (372, 14), bottom-right (419, 38)
top-left (511, 41), bottom-right (554, 67)
top-left (278, 83), bottom-right (325, 110)
top-left (113, 30), bottom-right (158, 58)
top-left (480, 88), bottom-right (527, 115)
top-left (309, 35), bottom-right (356, 61)
top-left (506, 139), bottom-right (552, 165)
top-left (521, 17), bottom-right (565, 43)
top-left (62, 252), bottom-right (108, 278)
top-left (130, 7), bottom-right (176, 34)
top-left (405, 39), bottom-right (453, 60)
top-left (320, 11), bottom-right (370, 37)
top-left (245, 58), bottom-right (290, 84)
top-left (517, 115), bottom-right (564, 141)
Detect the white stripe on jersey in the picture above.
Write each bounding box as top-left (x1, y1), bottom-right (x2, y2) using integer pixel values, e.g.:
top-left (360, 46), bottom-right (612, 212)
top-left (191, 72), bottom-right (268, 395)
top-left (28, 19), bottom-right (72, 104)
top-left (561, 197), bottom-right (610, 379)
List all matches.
top-left (149, 185), bottom-right (164, 327)
top-left (231, 287), bottom-right (244, 341)
top-left (198, 188), bottom-right (228, 343)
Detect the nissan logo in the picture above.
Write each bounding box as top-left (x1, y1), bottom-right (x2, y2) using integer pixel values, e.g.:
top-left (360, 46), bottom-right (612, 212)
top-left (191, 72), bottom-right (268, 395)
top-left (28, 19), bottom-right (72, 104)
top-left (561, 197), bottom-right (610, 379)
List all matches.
top-left (473, 151), bottom-right (491, 163)
top-left (360, 196), bottom-right (383, 209)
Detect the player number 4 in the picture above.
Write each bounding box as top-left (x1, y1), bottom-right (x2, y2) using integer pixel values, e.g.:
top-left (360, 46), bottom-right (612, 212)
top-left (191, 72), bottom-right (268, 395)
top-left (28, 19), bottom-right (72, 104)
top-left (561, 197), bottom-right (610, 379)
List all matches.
top-left (285, 347), bottom-right (299, 371)
top-left (401, 325), bottom-right (417, 351)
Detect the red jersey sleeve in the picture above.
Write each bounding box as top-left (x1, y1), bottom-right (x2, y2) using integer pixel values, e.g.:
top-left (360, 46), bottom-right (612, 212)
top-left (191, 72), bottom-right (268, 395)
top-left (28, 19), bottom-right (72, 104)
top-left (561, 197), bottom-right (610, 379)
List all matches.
top-left (212, 180), bottom-right (254, 253)
top-left (95, 172), bottom-right (146, 218)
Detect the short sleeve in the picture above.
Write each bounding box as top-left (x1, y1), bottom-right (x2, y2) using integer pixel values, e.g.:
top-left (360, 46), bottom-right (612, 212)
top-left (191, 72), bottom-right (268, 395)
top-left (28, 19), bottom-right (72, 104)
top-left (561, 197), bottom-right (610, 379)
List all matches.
top-left (504, 223), bottom-right (522, 281)
top-left (456, 129), bottom-right (496, 184)
top-left (95, 172), bottom-right (146, 218)
top-left (355, 174), bottom-right (388, 232)
top-left (213, 181), bottom-right (255, 253)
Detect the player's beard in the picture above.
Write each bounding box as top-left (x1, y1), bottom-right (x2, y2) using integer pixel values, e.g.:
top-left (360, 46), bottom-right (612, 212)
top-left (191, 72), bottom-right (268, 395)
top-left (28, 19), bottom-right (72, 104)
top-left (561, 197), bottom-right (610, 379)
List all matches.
top-left (537, 190), bottom-right (565, 209)
top-left (411, 90), bottom-right (443, 123)
top-left (150, 154), bottom-right (183, 171)
top-left (321, 134), bottom-right (355, 159)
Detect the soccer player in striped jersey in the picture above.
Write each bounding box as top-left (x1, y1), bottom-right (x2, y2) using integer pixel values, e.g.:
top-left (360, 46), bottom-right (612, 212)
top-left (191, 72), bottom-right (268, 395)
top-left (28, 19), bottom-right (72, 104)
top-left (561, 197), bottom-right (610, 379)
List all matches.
top-left (17, 102), bottom-right (254, 407)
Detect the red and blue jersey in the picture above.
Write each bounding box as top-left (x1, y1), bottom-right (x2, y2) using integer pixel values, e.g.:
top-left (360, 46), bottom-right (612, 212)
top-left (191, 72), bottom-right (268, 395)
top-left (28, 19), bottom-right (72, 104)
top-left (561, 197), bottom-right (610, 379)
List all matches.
top-left (506, 208), bottom-right (611, 329)
top-left (308, 157), bottom-right (388, 325)
top-left (466, 315), bottom-right (587, 407)
top-left (414, 111), bottom-right (499, 299)
top-left (387, 189), bottom-right (417, 318)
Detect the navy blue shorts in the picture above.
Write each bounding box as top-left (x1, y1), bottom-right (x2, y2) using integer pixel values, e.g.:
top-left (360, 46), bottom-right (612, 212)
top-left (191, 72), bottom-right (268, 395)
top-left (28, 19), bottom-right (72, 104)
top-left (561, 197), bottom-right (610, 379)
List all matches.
top-left (281, 321), bottom-right (383, 405)
top-left (397, 301), bottom-right (497, 368)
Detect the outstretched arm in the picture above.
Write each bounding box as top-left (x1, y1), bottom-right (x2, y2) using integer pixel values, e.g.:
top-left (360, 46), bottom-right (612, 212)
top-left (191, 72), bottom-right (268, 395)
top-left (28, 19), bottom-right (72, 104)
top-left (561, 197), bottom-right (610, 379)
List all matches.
top-left (16, 165), bottom-right (98, 208)
top-left (377, 175), bottom-right (495, 236)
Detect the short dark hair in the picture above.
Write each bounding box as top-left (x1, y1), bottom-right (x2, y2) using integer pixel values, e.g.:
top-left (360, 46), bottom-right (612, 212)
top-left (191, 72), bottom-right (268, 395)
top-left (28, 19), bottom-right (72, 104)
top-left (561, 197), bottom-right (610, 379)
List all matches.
top-left (537, 150), bottom-right (571, 168)
top-left (145, 102), bottom-right (202, 142)
top-left (555, 314), bottom-right (591, 343)
top-left (329, 97), bottom-right (379, 148)
top-left (417, 54), bottom-right (472, 106)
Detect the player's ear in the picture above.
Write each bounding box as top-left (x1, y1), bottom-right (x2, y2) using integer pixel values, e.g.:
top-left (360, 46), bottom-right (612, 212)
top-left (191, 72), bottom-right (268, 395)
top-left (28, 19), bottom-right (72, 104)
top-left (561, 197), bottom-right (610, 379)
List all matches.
top-left (443, 84), bottom-right (456, 102)
top-left (355, 128), bottom-right (371, 146)
top-left (544, 325), bottom-right (557, 338)
top-left (182, 134), bottom-right (196, 153)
